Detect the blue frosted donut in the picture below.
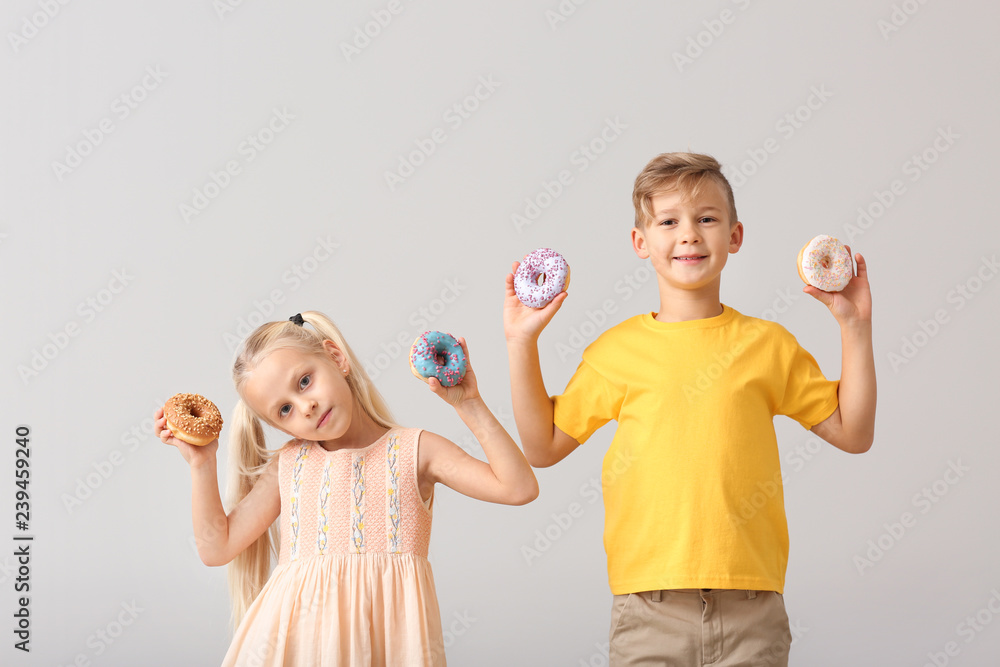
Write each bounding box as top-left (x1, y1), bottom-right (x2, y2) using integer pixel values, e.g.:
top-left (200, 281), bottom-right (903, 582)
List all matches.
top-left (409, 331), bottom-right (467, 387)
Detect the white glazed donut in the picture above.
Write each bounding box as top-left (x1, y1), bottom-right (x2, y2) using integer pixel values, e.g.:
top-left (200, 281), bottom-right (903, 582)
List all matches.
top-left (797, 235), bottom-right (853, 292)
top-left (514, 248), bottom-right (570, 308)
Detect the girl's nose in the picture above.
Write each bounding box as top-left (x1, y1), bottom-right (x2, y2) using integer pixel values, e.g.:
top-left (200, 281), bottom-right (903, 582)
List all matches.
top-left (300, 398), bottom-right (316, 417)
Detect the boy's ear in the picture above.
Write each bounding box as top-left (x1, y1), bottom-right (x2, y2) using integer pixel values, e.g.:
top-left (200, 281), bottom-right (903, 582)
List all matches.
top-left (729, 220), bottom-right (745, 253)
top-left (631, 226), bottom-right (650, 259)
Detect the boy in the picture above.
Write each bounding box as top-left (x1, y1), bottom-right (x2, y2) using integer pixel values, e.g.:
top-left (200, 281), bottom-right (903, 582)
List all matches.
top-left (504, 152), bottom-right (875, 666)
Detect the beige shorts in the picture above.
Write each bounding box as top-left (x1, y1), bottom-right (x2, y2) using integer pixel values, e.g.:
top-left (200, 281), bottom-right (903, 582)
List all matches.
top-left (609, 589), bottom-right (791, 666)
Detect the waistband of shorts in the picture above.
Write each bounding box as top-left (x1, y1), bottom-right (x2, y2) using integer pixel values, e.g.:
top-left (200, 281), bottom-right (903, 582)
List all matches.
top-left (623, 589), bottom-right (772, 602)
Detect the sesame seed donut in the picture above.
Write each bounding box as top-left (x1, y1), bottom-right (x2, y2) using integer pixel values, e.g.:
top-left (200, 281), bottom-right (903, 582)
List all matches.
top-left (514, 248), bottom-right (570, 308)
top-left (797, 235), bottom-right (854, 292)
top-left (163, 393), bottom-right (223, 446)
top-left (409, 331), bottom-right (467, 387)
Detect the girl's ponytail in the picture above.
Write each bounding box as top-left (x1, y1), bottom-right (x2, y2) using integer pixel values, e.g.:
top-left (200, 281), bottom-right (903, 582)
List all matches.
top-left (225, 399), bottom-right (278, 631)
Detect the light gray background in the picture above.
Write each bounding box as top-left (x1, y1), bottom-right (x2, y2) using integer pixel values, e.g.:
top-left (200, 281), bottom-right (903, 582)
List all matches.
top-left (3, 1), bottom-right (999, 665)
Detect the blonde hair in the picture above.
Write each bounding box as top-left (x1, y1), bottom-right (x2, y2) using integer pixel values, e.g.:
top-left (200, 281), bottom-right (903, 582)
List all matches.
top-left (225, 310), bottom-right (397, 631)
top-left (632, 152), bottom-right (738, 228)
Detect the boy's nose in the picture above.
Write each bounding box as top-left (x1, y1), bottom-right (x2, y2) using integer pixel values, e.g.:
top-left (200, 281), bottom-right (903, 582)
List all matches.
top-left (679, 225), bottom-right (701, 242)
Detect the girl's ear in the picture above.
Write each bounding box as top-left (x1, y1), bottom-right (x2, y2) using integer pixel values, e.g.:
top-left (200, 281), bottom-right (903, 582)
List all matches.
top-left (322, 339), bottom-right (349, 373)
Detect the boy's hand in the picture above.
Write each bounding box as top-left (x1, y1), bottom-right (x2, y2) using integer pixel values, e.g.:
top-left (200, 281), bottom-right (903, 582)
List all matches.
top-left (425, 337), bottom-right (482, 407)
top-left (504, 260), bottom-right (568, 343)
top-left (803, 248), bottom-right (872, 327)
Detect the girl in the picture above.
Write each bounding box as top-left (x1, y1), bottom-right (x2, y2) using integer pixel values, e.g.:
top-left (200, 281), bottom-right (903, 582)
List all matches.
top-left (155, 311), bottom-right (538, 666)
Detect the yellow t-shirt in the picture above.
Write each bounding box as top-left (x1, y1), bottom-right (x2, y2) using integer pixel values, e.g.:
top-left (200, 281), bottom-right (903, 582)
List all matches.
top-left (552, 305), bottom-right (839, 595)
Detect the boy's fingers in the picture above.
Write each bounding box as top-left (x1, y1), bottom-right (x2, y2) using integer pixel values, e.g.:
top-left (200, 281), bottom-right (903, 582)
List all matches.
top-left (803, 285), bottom-right (834, 307)
top-left (855, 252), bottom-right (867, 278)
top-left (543, 291), bottom-right (568, 314)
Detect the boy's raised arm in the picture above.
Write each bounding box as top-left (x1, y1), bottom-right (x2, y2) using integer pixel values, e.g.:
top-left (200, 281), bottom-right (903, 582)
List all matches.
top-left (806, 250), bottom-right (876, 454)
top-left (504, 262), bottom-right (579, 467)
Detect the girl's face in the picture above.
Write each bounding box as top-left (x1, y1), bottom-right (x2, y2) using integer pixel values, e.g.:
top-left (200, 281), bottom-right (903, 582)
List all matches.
top-left (242, 341), bottom-right (354, 442)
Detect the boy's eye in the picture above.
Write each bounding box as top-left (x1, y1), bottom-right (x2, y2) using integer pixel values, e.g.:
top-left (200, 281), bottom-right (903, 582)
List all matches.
top-left (700, 217), bottom-right (716, 223)
top-left (659, 219), bottom-right (676, 226)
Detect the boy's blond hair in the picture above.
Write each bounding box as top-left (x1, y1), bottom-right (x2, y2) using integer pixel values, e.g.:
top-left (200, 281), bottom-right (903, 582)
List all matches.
top-left (632, 152), bottom-right (738, 228)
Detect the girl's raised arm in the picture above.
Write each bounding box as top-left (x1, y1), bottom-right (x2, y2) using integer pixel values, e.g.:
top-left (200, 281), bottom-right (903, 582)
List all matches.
top-left (155, 407), bottom-right (280, 566)
top-left (417, 339), bottom-right (539, 506)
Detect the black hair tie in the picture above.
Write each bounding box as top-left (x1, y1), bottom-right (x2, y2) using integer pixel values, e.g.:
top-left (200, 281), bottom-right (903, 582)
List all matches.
top-left (289, 313), bottom-right (305, 326)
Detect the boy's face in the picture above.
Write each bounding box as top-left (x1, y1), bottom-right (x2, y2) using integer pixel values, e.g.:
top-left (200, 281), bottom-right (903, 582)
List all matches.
top-left (631, 180), bottom-right (744, 295)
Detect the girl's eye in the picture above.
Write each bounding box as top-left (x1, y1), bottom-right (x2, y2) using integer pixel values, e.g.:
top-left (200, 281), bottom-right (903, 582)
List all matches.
top-left (279, 404), bottom-right (291, 417)
top-left (299, 375), bottom-right (311, 389)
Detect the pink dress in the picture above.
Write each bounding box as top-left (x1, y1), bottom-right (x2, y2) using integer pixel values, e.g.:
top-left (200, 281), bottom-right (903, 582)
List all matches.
top-left (221, 428), bottom-right (445, 666)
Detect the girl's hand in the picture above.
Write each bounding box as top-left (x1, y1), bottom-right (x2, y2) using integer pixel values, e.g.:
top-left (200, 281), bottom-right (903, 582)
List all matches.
top-left (425, 337), bottom-right (481, 408)
top-left (154, 406), bottom-right (219, 467)
top-left (803, 249), bottom-right (872, 328)
top-left (504, 260), bottom-right (567, 344)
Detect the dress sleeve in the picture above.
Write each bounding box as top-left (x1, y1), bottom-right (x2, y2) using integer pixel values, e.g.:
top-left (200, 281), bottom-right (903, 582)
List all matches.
top-left (552, 358), bottom-right (624, 444)
top-left (777, 338), bottom-right (840, 429)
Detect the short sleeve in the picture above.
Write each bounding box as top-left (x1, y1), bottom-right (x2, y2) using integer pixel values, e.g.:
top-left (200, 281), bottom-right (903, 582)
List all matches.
top-left (552, 358), bottom-right (624, 444)
top-left (778, 339), bottom-right (840, 429)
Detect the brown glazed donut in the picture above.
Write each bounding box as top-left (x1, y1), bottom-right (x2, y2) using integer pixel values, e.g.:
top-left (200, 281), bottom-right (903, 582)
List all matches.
top-left (163, 393), bottom-right (223, 446)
